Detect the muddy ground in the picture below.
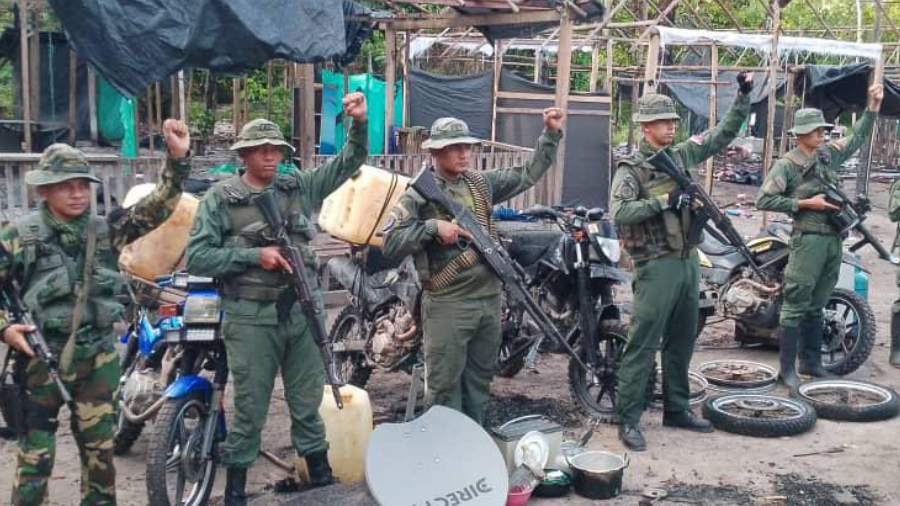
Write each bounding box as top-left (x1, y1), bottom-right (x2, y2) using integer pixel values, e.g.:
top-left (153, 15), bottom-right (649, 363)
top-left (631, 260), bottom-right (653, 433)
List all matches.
top-left (1, 180), bottom-right (900, 505)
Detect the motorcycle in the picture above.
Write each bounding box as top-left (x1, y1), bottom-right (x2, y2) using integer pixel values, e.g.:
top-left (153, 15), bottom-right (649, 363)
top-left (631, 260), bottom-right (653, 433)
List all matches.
top-left (498, 205), bottom-right (630, 421)
top-left (696, 223), bottom-right (876, 375)
top-left (144, 272), bottom-right (227, 506)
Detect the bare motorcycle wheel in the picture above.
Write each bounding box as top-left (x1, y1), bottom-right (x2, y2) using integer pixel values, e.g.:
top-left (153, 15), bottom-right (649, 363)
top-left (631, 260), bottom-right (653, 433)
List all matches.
top-left (702, 394), bottom-right (816, 438)
top-left (798, 379), bottom-right (900, 422)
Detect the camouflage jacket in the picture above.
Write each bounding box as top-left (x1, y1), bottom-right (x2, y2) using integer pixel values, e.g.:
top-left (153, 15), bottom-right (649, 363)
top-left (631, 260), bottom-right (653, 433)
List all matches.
top-left (185, 120), bottom-right (367, 325)
top-left (0, 155), bottom-right (191, 355)
top-left (611, 93), bottom-right (751, 263)
top-left (382, 130), bottom-right (561, 301)
top-left (757, 111), bottom-right (875, 235)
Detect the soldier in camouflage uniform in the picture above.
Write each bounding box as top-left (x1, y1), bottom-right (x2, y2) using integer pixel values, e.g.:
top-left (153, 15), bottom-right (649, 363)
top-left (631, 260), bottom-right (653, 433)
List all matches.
top-left (757, 84), bottom-right (883, 390)
top-left (610, 72), bottom-right (754, 451)
top-left (382, 109), bottom-right (563, 425)
top-left (185, 93), bottom-right (367, 506)
top-left (1, 120), bottom-right (191, 506)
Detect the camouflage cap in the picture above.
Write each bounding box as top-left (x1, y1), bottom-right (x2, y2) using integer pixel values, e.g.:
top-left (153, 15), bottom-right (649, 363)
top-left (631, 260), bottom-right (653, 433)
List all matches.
top-left (790, 108), bottom-right (833, 136)
top-left (229, 118), bottom-right (296, 152)
top-left (25, 143), bottom-right (102, 186)
top-left (633, 93), bottom-right (680, 123)
top-left (421, 117), bottom-right (481, 150)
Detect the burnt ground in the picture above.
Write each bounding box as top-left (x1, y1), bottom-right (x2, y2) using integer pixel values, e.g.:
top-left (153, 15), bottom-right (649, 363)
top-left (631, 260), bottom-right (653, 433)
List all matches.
top-left (2, 180), bottom-right (900, 505)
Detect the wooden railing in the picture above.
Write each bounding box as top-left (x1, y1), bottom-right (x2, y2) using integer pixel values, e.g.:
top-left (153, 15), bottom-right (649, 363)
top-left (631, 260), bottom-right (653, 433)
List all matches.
top-left (0, 154), bottom-right (166, 222)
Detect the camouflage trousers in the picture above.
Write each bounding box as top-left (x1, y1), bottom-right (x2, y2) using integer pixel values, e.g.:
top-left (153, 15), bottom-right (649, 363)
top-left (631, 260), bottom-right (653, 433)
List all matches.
top-left (11, 346), bottom-right (119, 506)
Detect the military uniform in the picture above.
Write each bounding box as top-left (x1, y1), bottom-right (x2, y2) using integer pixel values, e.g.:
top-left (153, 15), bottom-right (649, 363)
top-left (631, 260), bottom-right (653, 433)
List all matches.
top-left (889, 177), bottom-right (900, 368)
top-left (611, 92), bottom-right (750, 448)
top-left (184, 119), bottom-right (367, 486)
top-left (382, 117), bottom-right (560, 424)
top-left (2, 143), bottom-right (189, 506)
top-left (757, 108), bottom-right (875, 383)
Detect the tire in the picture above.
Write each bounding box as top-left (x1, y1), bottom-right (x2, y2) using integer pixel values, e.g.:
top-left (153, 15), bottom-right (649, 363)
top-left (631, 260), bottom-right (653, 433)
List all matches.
top-left (697, 360), bottom-right (778, 390)
top-left (648, 369), bottom-right (707, 409)
top-left (327, 305), bottom-right (372, 387)
top-left (702, 394), bottom-right (817, 438)
top-left (798, 379), bottom-right (900, 422)
top-left (568, 320), bottom-right (629, 423)
top-left (497, 336), bottom-right (530, 378)
top-left (146, 392), bottom-right (217, 506)
top-left (821, 289), bottom-right (876, 376)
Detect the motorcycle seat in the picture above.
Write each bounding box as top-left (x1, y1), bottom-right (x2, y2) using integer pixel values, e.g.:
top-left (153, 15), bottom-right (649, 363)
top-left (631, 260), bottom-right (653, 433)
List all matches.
top-left (497, 221), bottom-right (563, 268)
top-left (698, 230), bottom-right (737, 256)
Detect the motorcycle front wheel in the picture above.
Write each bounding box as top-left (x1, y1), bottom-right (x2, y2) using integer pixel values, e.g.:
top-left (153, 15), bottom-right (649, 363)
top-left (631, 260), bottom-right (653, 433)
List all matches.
top-left (146, 392), bottom-right (217, 506)
top-left (567, 320), bottom-right (629, 423)
top-left (821, 289), bottom-right (876, 376)
top-left (327, 305), bottom-right (373, 387)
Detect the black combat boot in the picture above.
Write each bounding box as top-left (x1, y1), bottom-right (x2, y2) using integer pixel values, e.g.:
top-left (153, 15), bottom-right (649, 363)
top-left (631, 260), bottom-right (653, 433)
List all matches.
top-left (778, 326), bottom-right (801, 395)
top-left (306, 451), bottom-right (335, 488)
top-left (797, 317), bottom-right (837, 378)
top-left (617, 424), bottom-right (646, 452)
top-left (224, 467), bottom-right (248, 506)
top-left (663, 410), bottom-right (714, 433)
top-left (890, 312), bottom-right (900, 368)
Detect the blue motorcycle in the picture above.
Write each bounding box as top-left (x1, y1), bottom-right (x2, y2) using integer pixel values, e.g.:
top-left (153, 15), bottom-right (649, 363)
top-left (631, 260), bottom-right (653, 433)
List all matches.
top-left (143, 272), bottom-right (227, 506)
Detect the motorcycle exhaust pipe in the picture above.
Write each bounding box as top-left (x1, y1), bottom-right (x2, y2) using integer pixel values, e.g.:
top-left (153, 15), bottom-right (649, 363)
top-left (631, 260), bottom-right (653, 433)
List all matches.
top-left (396, 324), bottom-right (418, 342)
top-left (735, 278), bottom-right (781, 295)
top-left (119, 396), bottom-right (167, 424)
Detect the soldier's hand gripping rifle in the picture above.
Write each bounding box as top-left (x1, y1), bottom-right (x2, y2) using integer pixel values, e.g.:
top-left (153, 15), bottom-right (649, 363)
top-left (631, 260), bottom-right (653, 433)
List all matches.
top-left (647, 149), bottom-right (764, 277)
top-left (410, 168), bottom-right (590, 373)
top-left (804, 151), bottom-right (898, 263)
top-left (252, 191), bottom-right (344, 409)
top-left (0, 279), bottom-right (75, 410)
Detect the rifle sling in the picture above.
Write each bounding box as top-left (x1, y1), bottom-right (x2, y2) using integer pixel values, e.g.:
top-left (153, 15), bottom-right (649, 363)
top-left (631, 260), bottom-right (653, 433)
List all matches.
top-left (60, 219), bottom-right (97, 372)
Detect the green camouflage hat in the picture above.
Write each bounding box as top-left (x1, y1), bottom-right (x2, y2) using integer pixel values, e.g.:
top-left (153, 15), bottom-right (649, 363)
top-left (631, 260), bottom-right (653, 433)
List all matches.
top-left (633, 93), bottom-right (680, 123)
top-left (421, 117), bottom-right (481, 150)
top-left (790, 108), bottom-right (833, 135)
top-left (25, 143), bottom-right (101, 186)
top-left (229, 118), bottom-right (296, 152)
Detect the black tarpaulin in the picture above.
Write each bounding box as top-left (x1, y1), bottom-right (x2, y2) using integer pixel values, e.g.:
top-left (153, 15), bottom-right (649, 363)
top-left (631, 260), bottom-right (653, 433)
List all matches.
top-left (453, 1), bottom-right (604, 42)
top-left (48, 0), bottom-right (372, 97)
top-left (407, 68), bottom-right (493, 139)
top-left (800, 63), bottom-right (900, 119)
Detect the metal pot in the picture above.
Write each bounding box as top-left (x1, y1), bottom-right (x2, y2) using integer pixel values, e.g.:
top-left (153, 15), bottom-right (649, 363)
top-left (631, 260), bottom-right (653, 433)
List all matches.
top-left (567, 451), bottom-right (629, 500)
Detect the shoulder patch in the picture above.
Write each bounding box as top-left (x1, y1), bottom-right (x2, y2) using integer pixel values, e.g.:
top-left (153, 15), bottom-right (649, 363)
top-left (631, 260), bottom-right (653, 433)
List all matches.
top-left (689, 134), bottom-right (706, 145)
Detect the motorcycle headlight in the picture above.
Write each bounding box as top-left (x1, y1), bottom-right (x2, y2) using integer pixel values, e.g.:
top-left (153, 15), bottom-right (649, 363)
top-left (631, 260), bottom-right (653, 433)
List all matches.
top-left (183, 293), bottom-right (221, 324)
top-left (596, 237), bottom-right (621, 264)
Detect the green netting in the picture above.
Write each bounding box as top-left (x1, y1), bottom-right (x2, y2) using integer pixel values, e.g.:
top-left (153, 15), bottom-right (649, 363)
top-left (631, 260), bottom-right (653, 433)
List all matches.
top-left (320, 70), bottom-right (402, 155)
top-left (96, 75), bottom-right (137, 158)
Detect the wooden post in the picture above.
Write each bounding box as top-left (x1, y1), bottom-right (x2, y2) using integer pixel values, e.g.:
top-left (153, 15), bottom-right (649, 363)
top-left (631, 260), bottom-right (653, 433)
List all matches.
top-left (88, 67), bottom-right (98, 145)
top-left (266, 61), bottom-right (274, 119)
top-left (68, 49), bottom-right (77, 144)
top-left (762, 0), bottom-right (781, 228)
top-left (643, 31), bottom-right (660, 94)
top-left (401, 32), bottom-right (411, 129)
top-left (342, 67), bottom-right (351, 135)
top-left (778, 69), bottom-right (796, 156)
top-left (154, 82), bottom-right (162, 133)
top-left (29, 9), bottom-right (40, 130)
top-left (490, 41), bottom-right (502, 144)
top-left (297, 63), bottom-right (316, 169)
top-left (18, 1), bottom-right (32, 152)
top-left (627, 76), bottom-right (638, 151)
top-left (552, 12), bottom-right (573, 204)
top-left (232, 77), bottom-right (240, 137)
top-left (604, 38), bottom-right (613, 93)
top-left (589, 42), bottom-right (600, 93)
top-left (147, 86), bottom-right (155, 156)
top-left (856, 57), bottom-right (885, 196)
top-left (704, 43), bottom-right (718, 194)
top-left (384, 26), bottom-right (397, 154)
top-left (533, 48), bottom-right (542, 83)
top-left (178, 70), bottom-right (186, 120)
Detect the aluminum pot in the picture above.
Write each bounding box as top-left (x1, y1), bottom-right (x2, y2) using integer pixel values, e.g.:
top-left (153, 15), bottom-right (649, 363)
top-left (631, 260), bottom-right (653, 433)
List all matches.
top-left (567, 451), bottom-right (629, 500)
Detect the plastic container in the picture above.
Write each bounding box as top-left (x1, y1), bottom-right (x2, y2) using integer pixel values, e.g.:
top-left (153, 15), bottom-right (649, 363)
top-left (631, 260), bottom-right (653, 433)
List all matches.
top-left (318, 165), bottom-right (410, 247)
top-left (296, 385), bottom-right (373, 484)
top-left (118, 183), bottom-right (199, 281)
top-left (506, 484), bottom-right (534, 506)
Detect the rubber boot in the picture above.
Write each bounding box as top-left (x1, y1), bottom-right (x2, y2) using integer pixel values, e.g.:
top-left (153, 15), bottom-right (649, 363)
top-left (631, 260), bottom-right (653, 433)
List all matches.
top-left (224, 467), bottom-right (248, 506)
top-left (778, 326), bottom-right (801, 396)
top-left (890, 312), bottom-right (900, 368)
top-left (306, 450), bottom-right (335, 488)
top-left (798, 317), bottom-right (837, 378)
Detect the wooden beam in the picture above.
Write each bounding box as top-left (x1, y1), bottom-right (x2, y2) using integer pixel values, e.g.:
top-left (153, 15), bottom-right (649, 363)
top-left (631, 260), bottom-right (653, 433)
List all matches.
top-left (711, 0), bottom-right (744, 32)
top-left (18, 1), bottom-right (32, 152)
top-left (552, 13), bottom-right (573, 205)
top-left (232, 77), bottom-right (240, 137)
top-left (67, 49), bottom-right (76, 144)
top-left (384, 26), bottom-right (397, 154)
top-left (491, 41), bottom-right (502, 143)
top-left (762, 0), bottom-right (781, 229)
top-left (704, 43), bottom-right (718, 195)
top-left (604, 38), bottom-right (613, 93)
top-left (589, 42), bottom-right (600, 93)
top-left (88, 67), bottom-right (98, 145)
top-left (801, 0), bottom-right (838, 39)
top-left (778, 70), bottom-right (796, 156)
top-left (29, 8), bottom-right (39, 130)
top-left (297, 64), bottom-right (316, 168)
top-left (643, 32), bottom-right (660, 93)
top-left (635, 0), bottom-right (680, 44)
top-left (387, 10), bottom-right (561, 30)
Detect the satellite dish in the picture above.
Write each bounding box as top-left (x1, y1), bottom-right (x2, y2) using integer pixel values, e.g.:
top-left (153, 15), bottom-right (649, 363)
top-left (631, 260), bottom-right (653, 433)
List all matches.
top-left (365, 406), bottom-right (508, 506)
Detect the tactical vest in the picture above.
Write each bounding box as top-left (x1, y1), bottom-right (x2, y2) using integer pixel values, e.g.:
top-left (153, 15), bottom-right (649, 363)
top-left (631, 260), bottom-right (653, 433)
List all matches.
top-left (415, 170), bottom-right (495, 293)
top-left (16, 213), bottom-right (125, 340)
top-left (615, 152), bottom-right (692, 263)
top-left (782, 150), bottom-right (839, 235)
top-left (213, 174), bottom-right (318, 301)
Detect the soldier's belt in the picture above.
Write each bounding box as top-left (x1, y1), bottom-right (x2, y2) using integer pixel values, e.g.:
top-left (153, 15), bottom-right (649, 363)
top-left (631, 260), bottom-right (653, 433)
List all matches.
top-left (791, 221), bottom-right (839, 236)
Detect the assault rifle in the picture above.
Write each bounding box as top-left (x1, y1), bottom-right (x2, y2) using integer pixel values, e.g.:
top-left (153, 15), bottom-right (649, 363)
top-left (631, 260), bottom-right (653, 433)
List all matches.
top-left (0, 279), bottom-right (74, 410)
top-left (647, 149), bottom-right (764, 276)
top-left (802, 160), bottom-right (897, 263)
top-left (253, 191), bottom-right (344, 409)
top-left (410, 168), bottom-right (589, 372)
